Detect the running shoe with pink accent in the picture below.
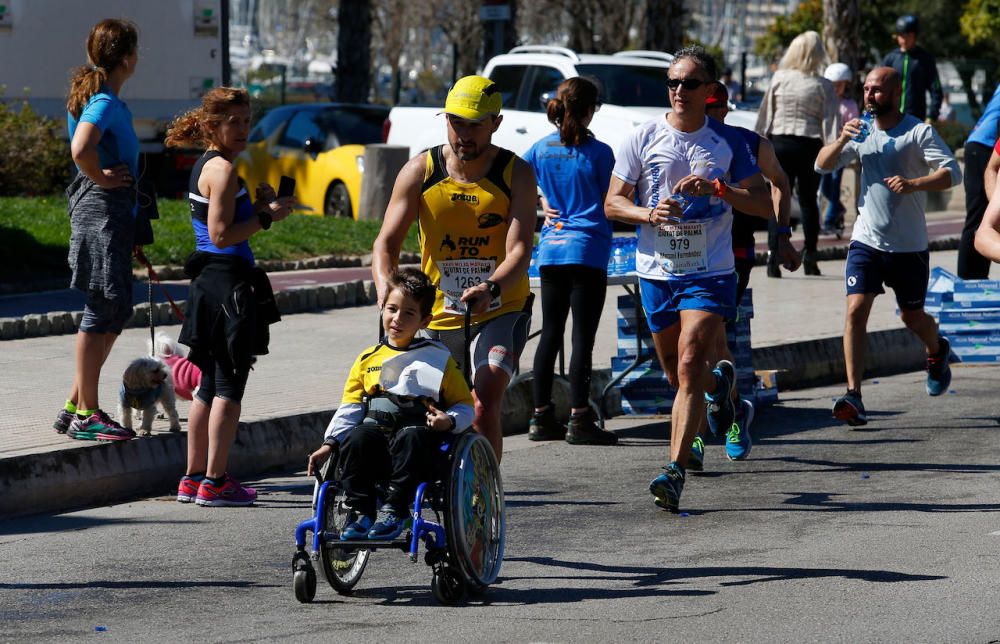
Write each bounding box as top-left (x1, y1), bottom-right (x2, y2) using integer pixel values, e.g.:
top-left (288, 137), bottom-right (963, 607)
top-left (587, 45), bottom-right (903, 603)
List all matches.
top-left (96, 409), bottom-right (136, 438)
top-left (195, 476), bottom-right (257, 507)
top-left (176, 475), bottom-right (204, 503)
top-left (67, 411), bottom-right (134, 442)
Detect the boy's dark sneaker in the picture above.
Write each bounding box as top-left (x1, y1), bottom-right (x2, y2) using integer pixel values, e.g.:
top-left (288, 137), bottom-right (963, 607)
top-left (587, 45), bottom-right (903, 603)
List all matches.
top-left (53, 409), bottom-right (75, 434)
top-left (565, 409), bottom-right (617, 445)
top-left (340, 512), bottom-right (373, 540)
top-left (833, 390), bottom-right (867, 427)
top-left (686, 435), bottom-right (705, 471)
top-left (368, 504), bottom-right (405, 540)
top-left (706, 360), bottom-right (736, 436)
top-left (649, 463), bottom-right (685, 513)
top-left (926, 336), bottom-right (952, 396)
top-left (528, 406), bottom-right (567, 441)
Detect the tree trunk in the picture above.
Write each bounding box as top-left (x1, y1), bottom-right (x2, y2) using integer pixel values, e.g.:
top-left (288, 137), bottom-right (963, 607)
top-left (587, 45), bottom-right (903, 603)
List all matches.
top-left (336, 0), bottom-right (372, 103)
top-left (482, 0), bottom-right (518, 61)
top-left (645, 0), bottom-right (684, 53)
top-left (822, 0), bottom-right (861, 71)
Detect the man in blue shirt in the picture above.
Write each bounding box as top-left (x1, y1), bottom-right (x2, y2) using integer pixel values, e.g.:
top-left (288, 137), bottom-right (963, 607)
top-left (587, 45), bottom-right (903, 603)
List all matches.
top-left (958, 82), bottom-right (1000, 279)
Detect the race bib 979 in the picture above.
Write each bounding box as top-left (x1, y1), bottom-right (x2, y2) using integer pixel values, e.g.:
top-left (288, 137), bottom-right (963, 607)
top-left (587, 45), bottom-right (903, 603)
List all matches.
top-left (654, 222), bottom-right (708, 274)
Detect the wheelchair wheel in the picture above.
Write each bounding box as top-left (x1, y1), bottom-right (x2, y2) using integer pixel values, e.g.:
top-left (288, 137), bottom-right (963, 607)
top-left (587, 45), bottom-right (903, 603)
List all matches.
top-left (293, 568), bottom-right (316, 603)
top-left (444, 431), bottom-right (505, 591)
top-left (431, 566), bottom-right (466, 605)
top-left (292, 551), bottom-right (317, 603)
top-left (319, 488), bottom-right (370, 594)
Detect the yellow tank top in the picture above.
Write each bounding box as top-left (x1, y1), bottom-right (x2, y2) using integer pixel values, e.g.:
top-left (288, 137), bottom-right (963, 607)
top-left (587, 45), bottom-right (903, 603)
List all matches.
top-left (418, 145), bottom-right (530, 330)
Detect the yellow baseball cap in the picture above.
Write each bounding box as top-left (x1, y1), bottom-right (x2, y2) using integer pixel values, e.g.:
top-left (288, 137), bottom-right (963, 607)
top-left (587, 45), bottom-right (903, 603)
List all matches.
top-left (442, 75), bottom-right (502, 121)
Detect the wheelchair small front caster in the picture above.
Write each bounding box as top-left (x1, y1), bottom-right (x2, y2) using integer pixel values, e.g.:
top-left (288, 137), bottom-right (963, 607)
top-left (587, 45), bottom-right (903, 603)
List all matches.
top-left (292, 552), bottom-right (317, 603)
top-left (431, 566), bottom-right (466, 605)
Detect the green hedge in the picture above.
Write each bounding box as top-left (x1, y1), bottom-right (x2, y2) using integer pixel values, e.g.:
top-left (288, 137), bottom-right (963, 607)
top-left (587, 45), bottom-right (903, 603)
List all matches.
top-left (0, 99), bottom-right (71, 196)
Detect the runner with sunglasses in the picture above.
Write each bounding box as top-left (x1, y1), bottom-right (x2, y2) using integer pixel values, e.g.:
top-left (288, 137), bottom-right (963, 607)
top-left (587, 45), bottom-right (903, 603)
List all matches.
top-left (605, 46), bottom-right (773, 513)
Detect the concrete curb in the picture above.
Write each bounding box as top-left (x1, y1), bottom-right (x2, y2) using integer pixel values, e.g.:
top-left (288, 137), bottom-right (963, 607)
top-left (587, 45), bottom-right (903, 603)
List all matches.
top-left (0, 410), bottom-right (329, 519)
top-left (753, 328), bottom-right (926, 391)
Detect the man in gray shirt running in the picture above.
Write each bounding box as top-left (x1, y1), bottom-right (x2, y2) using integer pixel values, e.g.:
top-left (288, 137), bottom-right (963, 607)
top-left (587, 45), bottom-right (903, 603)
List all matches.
top-left (816, 66), bottom-right (961, 427)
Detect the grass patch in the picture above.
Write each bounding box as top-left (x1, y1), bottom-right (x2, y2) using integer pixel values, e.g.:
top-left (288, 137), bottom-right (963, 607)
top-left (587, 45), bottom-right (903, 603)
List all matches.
top-left (0, 196), bottom-right (419, 277)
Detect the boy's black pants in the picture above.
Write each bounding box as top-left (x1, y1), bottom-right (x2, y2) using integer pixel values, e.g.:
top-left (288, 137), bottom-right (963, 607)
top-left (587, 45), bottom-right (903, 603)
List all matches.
top-left (338, 424), bottom-right (451, 517)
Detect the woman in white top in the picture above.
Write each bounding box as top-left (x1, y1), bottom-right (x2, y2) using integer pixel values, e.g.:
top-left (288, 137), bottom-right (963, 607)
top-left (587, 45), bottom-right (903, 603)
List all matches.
top-left (755, 31), bottom-right (840, 276)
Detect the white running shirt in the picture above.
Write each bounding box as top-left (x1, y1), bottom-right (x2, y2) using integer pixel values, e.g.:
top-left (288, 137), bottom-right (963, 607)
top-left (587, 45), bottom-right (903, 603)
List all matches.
top-left (613, 115), bottom-right (760, 280)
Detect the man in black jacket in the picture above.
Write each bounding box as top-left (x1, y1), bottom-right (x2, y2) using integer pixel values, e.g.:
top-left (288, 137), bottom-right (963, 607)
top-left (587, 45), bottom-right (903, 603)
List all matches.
top-left (882, 15), bottom-right (942, 122)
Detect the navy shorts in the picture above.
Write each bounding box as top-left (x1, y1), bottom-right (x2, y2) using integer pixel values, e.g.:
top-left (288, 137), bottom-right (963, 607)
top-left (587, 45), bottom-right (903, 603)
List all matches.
top-left (844, 241), bottom-right (929, 310)
top-left (638, 272), bottom-right (737, 333)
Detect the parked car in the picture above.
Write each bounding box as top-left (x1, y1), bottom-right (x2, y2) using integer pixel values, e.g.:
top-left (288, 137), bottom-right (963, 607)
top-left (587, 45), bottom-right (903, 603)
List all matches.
top-left (385, 46), bottom-right (758, 158)
top-left (236, 103), bottom-right (390, 218)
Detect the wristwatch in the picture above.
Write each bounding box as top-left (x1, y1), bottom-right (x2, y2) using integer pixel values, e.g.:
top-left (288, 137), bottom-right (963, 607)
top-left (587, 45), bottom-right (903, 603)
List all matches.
top-left (483, 279), bottom-right (501, 299)
top-left (257, 210), bottom-right (272, 230)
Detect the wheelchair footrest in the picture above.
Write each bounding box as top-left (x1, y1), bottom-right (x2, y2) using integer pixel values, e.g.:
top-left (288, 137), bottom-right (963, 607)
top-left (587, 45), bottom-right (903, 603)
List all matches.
top-left (327, 535), bottom-right (412, 552)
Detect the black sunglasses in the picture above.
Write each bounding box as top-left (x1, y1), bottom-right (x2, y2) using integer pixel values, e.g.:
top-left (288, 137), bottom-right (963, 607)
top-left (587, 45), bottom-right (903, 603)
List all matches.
top-left (666, 78), bottom-right (707, 91)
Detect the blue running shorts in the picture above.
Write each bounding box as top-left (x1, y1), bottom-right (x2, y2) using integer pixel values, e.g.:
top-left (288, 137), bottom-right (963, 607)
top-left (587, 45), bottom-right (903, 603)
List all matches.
top-left (638, 273), bottom-right (737, 333)
top-left (845, 241), bottom-right (929, 310)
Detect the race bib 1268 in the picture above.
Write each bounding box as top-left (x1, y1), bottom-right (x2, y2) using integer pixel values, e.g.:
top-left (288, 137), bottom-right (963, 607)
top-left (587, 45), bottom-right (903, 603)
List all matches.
top-left (437, 258), bottom-right (500, 314)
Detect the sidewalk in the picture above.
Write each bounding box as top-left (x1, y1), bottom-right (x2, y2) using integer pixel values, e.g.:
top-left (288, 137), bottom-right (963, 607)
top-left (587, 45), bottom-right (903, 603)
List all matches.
top-left (0, 211), bottom-right (978, 517)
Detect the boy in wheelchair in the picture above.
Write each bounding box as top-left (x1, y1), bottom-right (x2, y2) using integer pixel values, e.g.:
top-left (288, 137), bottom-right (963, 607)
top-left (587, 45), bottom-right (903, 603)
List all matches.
top-left (307, 268), bottom-right (474, 541)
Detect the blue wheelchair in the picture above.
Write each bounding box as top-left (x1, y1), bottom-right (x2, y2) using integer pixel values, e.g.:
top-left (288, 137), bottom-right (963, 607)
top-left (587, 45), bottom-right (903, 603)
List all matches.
top-left (292, 424), bottom-right (505, 605)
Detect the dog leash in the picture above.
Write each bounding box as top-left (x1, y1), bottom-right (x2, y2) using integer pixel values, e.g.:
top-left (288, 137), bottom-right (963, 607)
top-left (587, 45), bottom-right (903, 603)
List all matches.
top-left (134, 248), bottom-right (186, 355)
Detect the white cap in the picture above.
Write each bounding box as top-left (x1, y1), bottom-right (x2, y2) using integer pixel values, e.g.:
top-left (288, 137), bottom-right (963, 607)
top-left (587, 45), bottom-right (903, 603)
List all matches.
top-left (824, 63), bottom-right (852, 83)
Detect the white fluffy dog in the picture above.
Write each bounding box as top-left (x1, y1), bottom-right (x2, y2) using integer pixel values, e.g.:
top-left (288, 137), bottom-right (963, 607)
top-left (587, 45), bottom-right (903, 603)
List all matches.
top-left (119, 356), bottom-right (182, 436)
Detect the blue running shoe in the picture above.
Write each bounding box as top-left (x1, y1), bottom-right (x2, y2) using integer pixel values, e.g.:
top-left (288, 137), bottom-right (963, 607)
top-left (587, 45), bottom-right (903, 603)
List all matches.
top-left (687, 435), bottom-right (705, 471)
top-left (340, 513), bottom-right (373, 540)
top-left (649, 463), bottom-right (685, 513)
top-left (368, 504), bottom-right (405, 540)
top-left (833, 390), bottom-right (867, 427)
top-left (726, 399), bottom-right (754, 461)
top-left (706, 360), bottom-right (736, 436)
top-left (926, 337), bottom-right (952, 396)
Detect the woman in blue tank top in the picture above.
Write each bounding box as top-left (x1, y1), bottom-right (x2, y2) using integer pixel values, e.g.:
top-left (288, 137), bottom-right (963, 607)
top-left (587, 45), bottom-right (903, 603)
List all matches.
top-left (523, 77), bottom-right (618, 446)
top-left (165, 87), bottom-right (294, 507)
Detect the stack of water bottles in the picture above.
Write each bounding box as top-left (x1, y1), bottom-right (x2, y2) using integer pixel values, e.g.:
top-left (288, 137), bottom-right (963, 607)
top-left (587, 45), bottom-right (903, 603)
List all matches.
top-left (919, 266), bottom-right (1000, 363)
top-left (610, 289), bottom-right (778, 415)
top-left (606, 236), bottom-right (637, 276)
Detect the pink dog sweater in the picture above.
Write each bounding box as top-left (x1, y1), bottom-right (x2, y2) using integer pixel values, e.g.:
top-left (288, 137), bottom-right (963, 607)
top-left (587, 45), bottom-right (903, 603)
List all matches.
top-left (163, 354), bottom-right (202, 401)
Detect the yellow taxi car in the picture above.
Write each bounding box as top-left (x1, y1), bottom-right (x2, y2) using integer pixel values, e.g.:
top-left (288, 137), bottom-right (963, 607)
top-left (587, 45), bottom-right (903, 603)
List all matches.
top-left (236, 103), bottom-right (390, 218)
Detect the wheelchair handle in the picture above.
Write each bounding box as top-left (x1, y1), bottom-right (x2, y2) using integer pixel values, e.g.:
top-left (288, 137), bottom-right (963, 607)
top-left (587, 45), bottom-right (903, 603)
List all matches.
top-left (463, 307), bottom-right (472, 385)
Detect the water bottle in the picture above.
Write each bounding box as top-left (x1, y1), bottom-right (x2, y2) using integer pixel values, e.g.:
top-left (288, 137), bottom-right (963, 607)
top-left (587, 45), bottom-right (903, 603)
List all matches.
top-left (612, 239), bottom-right (625, 276)
top-left (668, 193), bottom-right (689, 220)
top-left (852, 111), bottom-right (873, 143)
top-left (529, 245), bottom-right (539, 278)
top-left (607, 240), bottom-right (616, 275)
top-left (625, 236), bottom-right (636, 273)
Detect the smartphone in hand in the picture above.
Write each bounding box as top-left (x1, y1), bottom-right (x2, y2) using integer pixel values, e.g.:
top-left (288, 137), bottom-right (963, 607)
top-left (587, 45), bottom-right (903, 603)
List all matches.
top-left (278, 175), bottom-right (296, 198)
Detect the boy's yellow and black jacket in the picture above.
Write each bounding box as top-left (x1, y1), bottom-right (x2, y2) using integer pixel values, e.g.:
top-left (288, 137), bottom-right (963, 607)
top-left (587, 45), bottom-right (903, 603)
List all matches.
top-left (323, 338), bottom-right (474, 442)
